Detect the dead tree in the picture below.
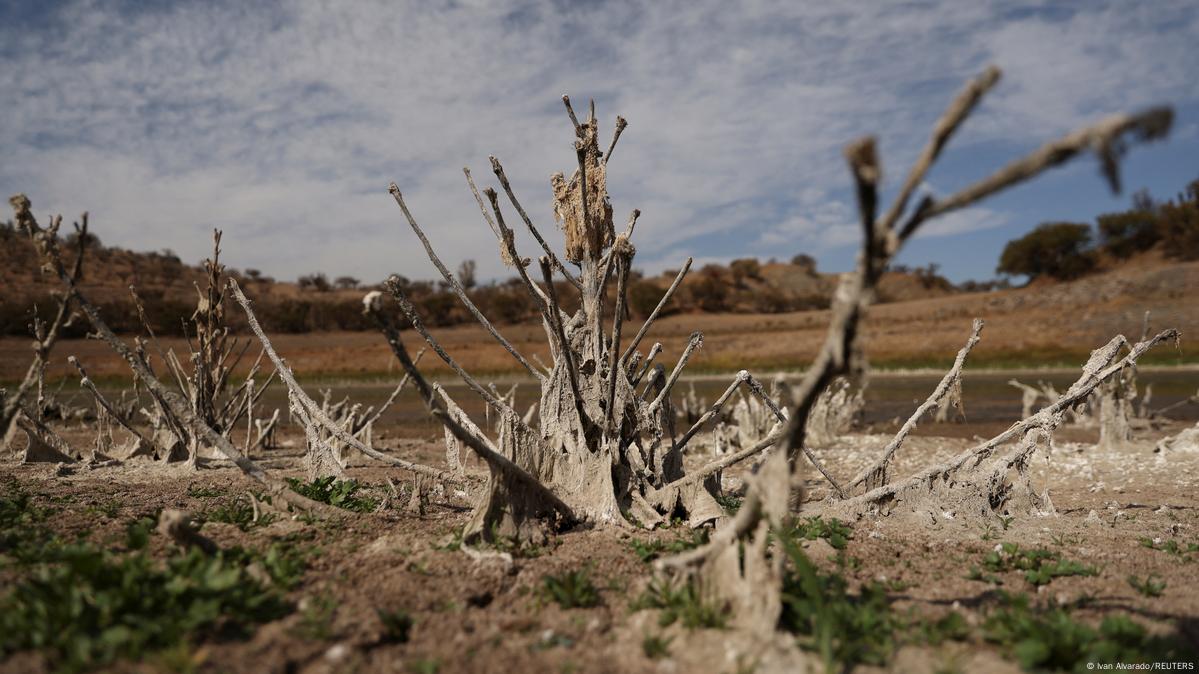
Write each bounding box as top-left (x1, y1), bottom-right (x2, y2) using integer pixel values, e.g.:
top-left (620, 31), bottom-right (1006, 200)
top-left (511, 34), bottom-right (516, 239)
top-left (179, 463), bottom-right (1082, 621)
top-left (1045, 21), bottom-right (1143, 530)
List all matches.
top-left (658, 66), bottom-right (1174, 637)
top-left (804, 376), bottom-right (864, 446)
top-left (2, 196), bottom-right (88, 452)
top-left (226, 97), bottom-right (844, 543)
top-left (15, 199), bottom-right (337, 515)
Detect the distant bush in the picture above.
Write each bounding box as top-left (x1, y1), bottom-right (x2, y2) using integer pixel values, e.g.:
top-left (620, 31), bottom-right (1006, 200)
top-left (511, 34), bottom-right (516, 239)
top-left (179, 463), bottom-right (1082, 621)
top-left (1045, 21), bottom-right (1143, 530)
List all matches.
top-left (628, 280), bottom-right (666, 318)
top-left (729, 258), bottom-right (761, 285)
top-left (1097, 210), bottom-right (1159, 258)
top-left (997, 222), bottom-right (1095, 281)
top-left (297, 273), bottom-right (331, 292)
top-left (790, 253), bottom-right (817, 273)
top-left (1158, 179), bottom-right (1199, 260)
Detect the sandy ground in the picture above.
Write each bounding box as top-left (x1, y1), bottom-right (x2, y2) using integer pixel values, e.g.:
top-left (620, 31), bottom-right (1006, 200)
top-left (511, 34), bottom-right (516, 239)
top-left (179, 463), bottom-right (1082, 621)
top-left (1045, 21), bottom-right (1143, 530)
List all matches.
top-left (2, 411), bottom-right (1199, 673)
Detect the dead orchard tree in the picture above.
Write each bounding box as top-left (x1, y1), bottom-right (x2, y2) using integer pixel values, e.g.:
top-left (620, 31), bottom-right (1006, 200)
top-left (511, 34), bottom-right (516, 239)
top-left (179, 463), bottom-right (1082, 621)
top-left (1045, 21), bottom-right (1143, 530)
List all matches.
top-left (2, 196), bottom-right (88, 455)
top-left (658, 65), bottom-right (1174, 638)
top-left (16, 202), bottom-right (338, 515)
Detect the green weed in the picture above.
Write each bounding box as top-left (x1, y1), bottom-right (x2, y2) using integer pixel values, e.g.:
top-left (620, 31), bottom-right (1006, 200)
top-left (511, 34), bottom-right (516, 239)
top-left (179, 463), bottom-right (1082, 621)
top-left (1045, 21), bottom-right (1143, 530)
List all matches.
top-left (979, 543), bottom-right (1098, 586)
top-left (788, 516), bottom-right (853, 550)
top-left (286, 477), bottom-right (376, 513)
top-left (1127, 574), bottom-right (1166, 598)
top-left (378, 608), bottom-right (414, 644)
top-left (631, 578), bottom-right (726, 629)
top-left (983, 592), bottom-right (1187, 670)
top-left (540, 568), bottom-right (600, 609)
top-left (641, 634), bottom-right (673, 660)
top-left (777, 529), bottom-right (897, 673)
top-left (629, 529), bottom-right (709, 563)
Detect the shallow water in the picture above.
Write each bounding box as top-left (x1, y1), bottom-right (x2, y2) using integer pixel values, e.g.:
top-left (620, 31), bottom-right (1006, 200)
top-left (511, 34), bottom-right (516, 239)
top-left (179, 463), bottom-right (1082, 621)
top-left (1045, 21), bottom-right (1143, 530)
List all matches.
top-left (167, 368), bottom-right (1196, 440)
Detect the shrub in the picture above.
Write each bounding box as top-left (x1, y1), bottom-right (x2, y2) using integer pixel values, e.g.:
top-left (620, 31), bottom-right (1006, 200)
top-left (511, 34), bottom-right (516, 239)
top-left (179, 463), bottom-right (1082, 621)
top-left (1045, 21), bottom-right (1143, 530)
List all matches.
top-left (632, 578), bottom-right (726, 629)
top-left (628, 280), bottom-right (667, 318)
top-left (540, 569), bottom-right (600, 609)
top-left (791, 253), bottom-right (817, 273)
top-left (1158, 179), bottom-right (1199, 260)
top-left (729, 258), bottom-right (761, 285)
top-left (1097, 210), bottom-right (1160, 258)
top-left (285, 477), bottom-right (377, 513)
top-left (997, 222), bottom-right (1095, 281)
top-left (0, 510), bottom-right (300, 673)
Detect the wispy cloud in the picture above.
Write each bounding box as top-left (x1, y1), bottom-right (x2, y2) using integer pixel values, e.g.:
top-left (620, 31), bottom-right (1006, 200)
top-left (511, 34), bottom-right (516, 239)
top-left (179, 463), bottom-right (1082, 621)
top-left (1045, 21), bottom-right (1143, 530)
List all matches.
top-left (2, 0), bottom-right (1195, 283)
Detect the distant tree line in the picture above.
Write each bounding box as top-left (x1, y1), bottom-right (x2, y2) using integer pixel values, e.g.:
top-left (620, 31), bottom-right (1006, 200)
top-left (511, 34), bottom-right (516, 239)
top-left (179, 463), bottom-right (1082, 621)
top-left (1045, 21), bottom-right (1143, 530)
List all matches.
top-left (997, 178), bottom-right (1199, 281)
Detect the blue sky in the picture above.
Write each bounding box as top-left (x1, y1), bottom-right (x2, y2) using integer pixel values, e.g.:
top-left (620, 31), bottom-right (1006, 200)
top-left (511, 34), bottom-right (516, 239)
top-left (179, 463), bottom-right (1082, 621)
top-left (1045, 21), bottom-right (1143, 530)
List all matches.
top-left (2, 0), bottom-right (1196, 284)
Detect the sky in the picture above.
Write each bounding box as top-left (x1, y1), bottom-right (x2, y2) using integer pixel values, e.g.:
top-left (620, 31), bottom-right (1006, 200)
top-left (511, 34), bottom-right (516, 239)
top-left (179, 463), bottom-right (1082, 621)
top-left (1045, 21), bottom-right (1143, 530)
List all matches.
top-left (2, 0), bottom-right (1197, 285)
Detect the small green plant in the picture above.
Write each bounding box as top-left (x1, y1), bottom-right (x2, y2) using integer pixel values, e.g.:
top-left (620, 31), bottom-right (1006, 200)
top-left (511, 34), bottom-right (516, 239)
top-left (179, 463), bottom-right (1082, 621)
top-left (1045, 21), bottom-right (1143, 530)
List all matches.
top-left (0, 542), bottom-right (292, 672)
top-left (378, 608), bottom-right (414, 643)
top-left (983, 592), bottom-right (1185, 670)
top-left (84, 497), bottom-right (123, 519)
top-left (979, 543), bottom-right (1098, 586)
top-left (641, 634), bottom-right (672, 660)
top-left (540, 569), bottom-right (600, 609)
top-left (629, 530), bottom-right (709, 563)
top-left (631, 578), bottom-right (726, 629)
top-left (286, 476), bottom-right (377, 512)
top-left (914, 611), bottom-right (970, 645)
top-left (185, 485), bottom-right (224, 498)
top-left (1127, 574), bottom-right (1166, 598)
top-left (296, 594), bottom-right (337, 641)
top-left (1139, 537), bottom-right (1199, 561)
top-left (408, 657), bottom-right (440, 674)
top-left (789, 516), bottom-right (853, 550)
top-left (778, 529), bottom-right (896, 673)
top-left (202, 497), bottom-right (277, 531)
top-left (715, 494), bottom-right (743, 514)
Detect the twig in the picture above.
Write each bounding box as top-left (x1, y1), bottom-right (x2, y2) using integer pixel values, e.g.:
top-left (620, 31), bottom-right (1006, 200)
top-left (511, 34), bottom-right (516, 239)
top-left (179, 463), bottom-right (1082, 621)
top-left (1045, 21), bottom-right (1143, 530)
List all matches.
top-left (621, 258), bottom-right (692, 364)
top-left (388, 182), bottom-right (543, 380)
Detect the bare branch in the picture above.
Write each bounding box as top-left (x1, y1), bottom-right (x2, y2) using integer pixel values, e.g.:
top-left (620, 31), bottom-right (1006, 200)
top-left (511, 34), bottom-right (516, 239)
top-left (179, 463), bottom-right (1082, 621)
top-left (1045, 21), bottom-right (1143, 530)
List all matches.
top-left (648, 332), bottom-right (704, 413)
top-left (880, 66), bottom-right (1002, 251)
top-left (230, 279), bottom-right (465, 486)
top-left (488, 156), bottom-right (581, 289)
top-left (388, 182), bottom-right (543, 379)
top-left (621, 258), bottom-right (692, 364)
top-left (903, 107), bottom-right (1173, 239)
top-left (379, 278), bottom-right (506, 411)
top-left (562, 94), bottom-right (582, 134)
top-left (604, 116), bottom-right (628, 165)
top-left (539, 257), bottom-right (591, 432)
top-left (849, 319), bottom-right (984, 492)
top-left (69, 356), bottom-right (155, 449)
top-left (367, 296), bottom-right (576, 521)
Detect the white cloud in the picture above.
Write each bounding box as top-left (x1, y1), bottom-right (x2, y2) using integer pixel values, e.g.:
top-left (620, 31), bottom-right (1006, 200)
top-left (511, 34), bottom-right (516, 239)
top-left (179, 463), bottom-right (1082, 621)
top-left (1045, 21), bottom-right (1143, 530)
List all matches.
top-left (1, 0), bottom-right (1194, 284)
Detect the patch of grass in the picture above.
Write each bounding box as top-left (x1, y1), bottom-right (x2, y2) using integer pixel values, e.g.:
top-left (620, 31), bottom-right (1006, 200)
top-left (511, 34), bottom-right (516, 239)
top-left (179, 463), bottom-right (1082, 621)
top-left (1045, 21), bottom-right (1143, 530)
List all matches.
top-left (1139, 537), bottom-right (1199, 561)
top-left (629, 530), bottom-right (709, 563)
top-left (296, 594), bottom-right (337, 641)
top-left (185, 485), bottom-right (224, 498)
top-left (777, 529), bottom-right (897, 673)
top-left (1127, 574), bottom-right (1166, 598)
top-left (285, 476), bottom-right (377, 513)
top-left (378, 608), bottom-right (414, 644)
top-left (0, 479), bottom-right (58, 562)
top-left (983, 592), bottom-right (1188, 671)
top-left (631, 578), bottom-right (726, 629)
top-left (201, 496), bottom-right (277, 532)
top-left (788, 516), bottom-right (853, 550)
top-left (0, 539), bottom-right (292, 672)
top-left (84, 497), bottom-right (123, 519)
top-left (914, 611), bottom-right (971, 645)
top-left (715, 494), bottom-right (743, 514)
top-left (978, 543), bottom-right (1099, 586)
top-left (540, 568), bottom-right (600, 609)
top-left (641, 634), bottom-right (672, 660)
top-left (408, 657), bottom-right (440, 674)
